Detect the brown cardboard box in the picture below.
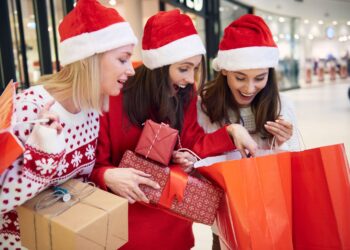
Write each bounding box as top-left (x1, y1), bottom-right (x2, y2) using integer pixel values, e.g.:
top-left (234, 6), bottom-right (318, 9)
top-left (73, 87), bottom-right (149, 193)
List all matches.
top-left (17, 179), bottom-right (128, 250)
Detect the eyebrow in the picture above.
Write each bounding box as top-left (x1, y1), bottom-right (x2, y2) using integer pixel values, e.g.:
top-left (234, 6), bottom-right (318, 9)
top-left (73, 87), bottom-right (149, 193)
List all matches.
top-left (120, 52), bottom-right (132, 57)
top-left (180, 62), bottom-right (195, 66)
top-left (235, 71), bottom-right (268, 77)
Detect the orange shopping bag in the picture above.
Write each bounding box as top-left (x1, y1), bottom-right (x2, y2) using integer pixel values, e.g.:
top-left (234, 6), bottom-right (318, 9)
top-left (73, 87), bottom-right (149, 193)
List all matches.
top-left (292, 144), bottom-right (350, 250)
top-left (0, 80), bottom-right (24, 173)
top-left (197, 151), bottom-right (293, 250)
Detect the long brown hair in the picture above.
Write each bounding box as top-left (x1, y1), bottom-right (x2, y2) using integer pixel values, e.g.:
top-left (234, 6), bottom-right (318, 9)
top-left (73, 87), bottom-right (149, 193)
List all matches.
top-left (199, 68), bottom-right (281, 140)
top-left (123, 56), bottom-right (206, 131)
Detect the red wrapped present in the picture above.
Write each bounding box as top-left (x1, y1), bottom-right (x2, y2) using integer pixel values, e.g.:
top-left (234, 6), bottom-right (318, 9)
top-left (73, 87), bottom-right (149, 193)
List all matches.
top-left (119, 150), bottom-right (224, 225)
top-left (135, 119), bottom-right (178, 165)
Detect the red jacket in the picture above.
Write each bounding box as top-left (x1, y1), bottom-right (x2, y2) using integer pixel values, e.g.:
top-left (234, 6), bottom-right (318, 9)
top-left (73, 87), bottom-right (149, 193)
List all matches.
top-left (90, 93), bottom-right (235, 250)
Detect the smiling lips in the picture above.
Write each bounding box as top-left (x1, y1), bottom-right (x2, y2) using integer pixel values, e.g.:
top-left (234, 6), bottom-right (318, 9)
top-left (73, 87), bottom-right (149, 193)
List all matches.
top-left (239, 91), bottom-right (255, 97)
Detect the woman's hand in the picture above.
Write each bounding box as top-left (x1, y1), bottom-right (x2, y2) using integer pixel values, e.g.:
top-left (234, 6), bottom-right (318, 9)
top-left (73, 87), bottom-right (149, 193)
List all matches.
top-left (38, 100), bottom-right (63, 135)
top-left (172, 151), bottom-right (197, 173)
top-left (226, 124), bottom-right (258, 158)
top-left (264, 118), bottom-right (293, 146)
top-left (104, 168), bottom-right (160, 204)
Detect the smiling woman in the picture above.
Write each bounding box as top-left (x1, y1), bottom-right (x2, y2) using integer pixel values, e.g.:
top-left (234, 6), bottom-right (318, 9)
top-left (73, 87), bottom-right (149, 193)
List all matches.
top-left (198, 14), bottom-right (300, 249)
top-left (89, 9), bottom-right (259, 250)
top-left (0, 0), bottom-right (137, 249)
top-left (199, 14), bottom-right (299, 150)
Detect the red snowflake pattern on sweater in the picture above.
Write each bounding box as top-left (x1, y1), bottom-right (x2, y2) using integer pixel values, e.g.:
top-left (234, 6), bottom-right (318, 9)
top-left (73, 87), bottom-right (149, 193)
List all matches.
top-left (0, 85), bottom-right (99, 249)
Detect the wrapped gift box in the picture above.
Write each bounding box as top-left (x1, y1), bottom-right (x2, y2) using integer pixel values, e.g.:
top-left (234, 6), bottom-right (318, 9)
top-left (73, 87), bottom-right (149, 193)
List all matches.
top-left (119, 150), bottom-right (224, 225)
top-left (17, 179), bottom-right (128, 250)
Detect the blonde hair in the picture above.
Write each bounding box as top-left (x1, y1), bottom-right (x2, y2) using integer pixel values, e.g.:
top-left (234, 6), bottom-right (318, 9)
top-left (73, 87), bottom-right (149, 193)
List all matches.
top-left (38, 54), bottom-right (104, 113)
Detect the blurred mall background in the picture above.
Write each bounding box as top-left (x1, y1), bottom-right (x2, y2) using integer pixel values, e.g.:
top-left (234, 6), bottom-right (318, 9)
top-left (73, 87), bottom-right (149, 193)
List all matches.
top-left (0, 1), bottom-right (349, 249)
top-left (1, 0), bottom-right (350, 92)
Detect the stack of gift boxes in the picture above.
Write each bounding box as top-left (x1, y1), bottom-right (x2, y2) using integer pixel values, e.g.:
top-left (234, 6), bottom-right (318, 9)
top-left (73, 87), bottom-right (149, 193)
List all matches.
top-left (17, 119), bottom-right (224, 249)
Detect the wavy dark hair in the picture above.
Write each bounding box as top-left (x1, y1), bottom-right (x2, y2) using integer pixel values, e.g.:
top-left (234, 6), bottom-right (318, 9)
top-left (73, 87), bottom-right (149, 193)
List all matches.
top-left (123, 56), bottom-right (206, 132)
top-left (199, 68), bottom-right (281, 140)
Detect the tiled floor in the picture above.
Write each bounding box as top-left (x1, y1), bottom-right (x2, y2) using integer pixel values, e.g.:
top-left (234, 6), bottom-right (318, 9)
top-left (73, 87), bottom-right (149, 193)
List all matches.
top-left (192, 80), bottom-right (350, 250)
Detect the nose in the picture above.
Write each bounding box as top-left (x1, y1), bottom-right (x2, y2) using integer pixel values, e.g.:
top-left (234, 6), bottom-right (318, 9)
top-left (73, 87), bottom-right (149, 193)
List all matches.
top-left (126, 61), bottom-right (135, 76)
top-left (244, 81), bottom-right (255, 94)
top-left (185, 73), bottom-right (195, 85)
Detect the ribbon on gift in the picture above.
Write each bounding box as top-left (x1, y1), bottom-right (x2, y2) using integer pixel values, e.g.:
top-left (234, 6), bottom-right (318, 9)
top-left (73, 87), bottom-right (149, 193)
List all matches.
top-left (158, 165), bottom-right (188, 208)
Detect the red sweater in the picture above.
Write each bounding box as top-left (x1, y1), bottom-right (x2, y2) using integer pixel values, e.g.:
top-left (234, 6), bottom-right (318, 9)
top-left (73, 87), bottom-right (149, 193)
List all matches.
top-left (90, 93), bottom-right (235, 250)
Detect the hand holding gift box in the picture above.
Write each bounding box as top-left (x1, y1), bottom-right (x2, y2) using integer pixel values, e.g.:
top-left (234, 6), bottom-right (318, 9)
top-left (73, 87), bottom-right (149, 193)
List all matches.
top-left (17, 179), bottom-right (128, 250)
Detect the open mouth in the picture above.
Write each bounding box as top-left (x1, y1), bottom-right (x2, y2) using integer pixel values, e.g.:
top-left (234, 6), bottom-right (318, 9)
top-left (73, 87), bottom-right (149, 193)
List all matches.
top-left (239, 91), bottom-right (255, 97)
top-left (117, 79), bottom-right (126, 86)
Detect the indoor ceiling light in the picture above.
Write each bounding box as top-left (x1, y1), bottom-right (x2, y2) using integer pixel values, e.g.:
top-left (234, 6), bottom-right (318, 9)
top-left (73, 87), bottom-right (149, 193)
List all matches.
top-left (304, 19), bottom-right (309, 24)
top-left (347, 21), bottom-right (350, 26)
top-left (278, 17), bottom-right (285, 22)
top-left (332, 21), bottom-right (337, 25)
top-left (27, 21), bottom-right (36, 29)
top-left (318, 20), bottom-right (324, 25)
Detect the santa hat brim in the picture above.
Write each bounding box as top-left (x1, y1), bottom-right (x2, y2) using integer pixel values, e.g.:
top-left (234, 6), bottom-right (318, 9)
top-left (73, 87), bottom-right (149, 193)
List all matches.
top-left (59, 22), bottom-right (137, 66)
top-left (212, 46), bottom-right (279, 71)
top-left (142, 34), bottom-right (206, 70)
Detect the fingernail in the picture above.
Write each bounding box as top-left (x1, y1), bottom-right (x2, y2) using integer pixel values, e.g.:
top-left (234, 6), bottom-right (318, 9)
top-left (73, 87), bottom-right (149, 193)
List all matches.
top-left (156, 184), bottom-right (160, 189)
top-left (275, 119), bottom-right (280, 122)
top-left (184, 159), bottom-right (188, 163)
top-left (266, 121), bottom-right (272, 124)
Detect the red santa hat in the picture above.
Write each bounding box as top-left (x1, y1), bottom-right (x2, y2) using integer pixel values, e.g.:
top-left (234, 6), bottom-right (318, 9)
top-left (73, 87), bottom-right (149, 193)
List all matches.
top-left (141, 10), bottom-right (206, 70)
top-left (212, 14), bottom-right (279, 71)
top-left (58, 0), bottom-right (137, 66)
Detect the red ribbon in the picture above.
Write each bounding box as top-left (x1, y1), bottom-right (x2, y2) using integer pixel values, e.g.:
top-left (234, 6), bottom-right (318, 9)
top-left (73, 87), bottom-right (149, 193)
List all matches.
top-left (158, 165), bottom-right (188, 208)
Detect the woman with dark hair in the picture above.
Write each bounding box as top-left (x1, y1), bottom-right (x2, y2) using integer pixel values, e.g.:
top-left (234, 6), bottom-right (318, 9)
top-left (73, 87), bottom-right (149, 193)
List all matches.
top-left (90, 10), bottom-right (257, 250)
top-left (199, 14), bottom-right (299, 152)
top-left (197, 14), bottom-right (299, 249)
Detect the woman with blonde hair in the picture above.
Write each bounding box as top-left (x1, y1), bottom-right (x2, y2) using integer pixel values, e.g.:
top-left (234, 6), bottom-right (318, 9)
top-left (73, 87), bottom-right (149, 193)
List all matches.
top-left (0, 0), bottom-right (137, 248)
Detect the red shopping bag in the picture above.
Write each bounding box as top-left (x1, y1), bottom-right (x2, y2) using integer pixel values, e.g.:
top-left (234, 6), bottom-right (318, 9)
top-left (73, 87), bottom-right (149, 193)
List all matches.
top-left (198, 151), bottom-right (293, 250)
top-left (0, 80), bottom-right (24, 173)
top-left (292, 144), bottom-right (350, 250)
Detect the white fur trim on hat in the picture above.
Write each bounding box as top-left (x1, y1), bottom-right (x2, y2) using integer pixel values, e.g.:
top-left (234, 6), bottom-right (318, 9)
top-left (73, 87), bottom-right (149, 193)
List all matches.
top-left (141, 34), bottom-right (206, 70)
top-left (212, 46), bottom-right (279, 71)
top-left (59, 22), bottom-right (137, 66)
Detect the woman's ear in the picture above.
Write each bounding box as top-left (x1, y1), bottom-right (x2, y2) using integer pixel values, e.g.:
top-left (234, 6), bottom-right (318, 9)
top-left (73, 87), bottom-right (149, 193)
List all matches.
top-left (221, 69), bottom-right (228, 76)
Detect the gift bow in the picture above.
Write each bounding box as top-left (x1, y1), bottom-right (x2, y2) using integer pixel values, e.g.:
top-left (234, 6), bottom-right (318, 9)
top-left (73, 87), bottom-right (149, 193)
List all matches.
top-left (159, 165), bottom-right (188, 208)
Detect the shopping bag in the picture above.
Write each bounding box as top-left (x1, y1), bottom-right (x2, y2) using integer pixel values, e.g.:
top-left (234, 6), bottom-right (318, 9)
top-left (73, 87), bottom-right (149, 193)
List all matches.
top-left (291, 143), bottom-right (350, 250)
top-left (135, 119), bottom-right (178, 165)
top-left (0, 80), bottom-right (24, 173)
top-left (197, 151), bottom-right (293, 250)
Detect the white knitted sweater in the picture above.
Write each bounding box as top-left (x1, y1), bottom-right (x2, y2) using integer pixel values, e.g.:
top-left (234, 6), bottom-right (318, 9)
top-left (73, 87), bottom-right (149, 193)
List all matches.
top-left (197, 93), bottom-right (300, 151)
